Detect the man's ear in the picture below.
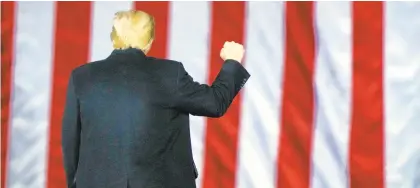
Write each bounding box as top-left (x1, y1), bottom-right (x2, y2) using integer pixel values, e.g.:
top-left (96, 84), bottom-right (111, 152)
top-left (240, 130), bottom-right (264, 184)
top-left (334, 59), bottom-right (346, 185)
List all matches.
top-left (142, 39), bottom-right (153, 54)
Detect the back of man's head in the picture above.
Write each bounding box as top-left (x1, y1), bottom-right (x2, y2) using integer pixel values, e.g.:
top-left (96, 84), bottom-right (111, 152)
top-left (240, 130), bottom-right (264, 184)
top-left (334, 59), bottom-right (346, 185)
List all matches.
top-left (110, 10), bottom-right (155, 54)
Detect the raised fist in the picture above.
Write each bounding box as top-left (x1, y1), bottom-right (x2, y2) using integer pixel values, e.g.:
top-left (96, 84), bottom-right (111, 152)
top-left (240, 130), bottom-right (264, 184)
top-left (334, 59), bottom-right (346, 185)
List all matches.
top-left (220, 41), bottom-right (245, 63)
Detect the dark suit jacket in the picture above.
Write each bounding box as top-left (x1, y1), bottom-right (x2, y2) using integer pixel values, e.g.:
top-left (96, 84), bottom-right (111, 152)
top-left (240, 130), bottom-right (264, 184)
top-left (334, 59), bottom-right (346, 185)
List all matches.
top-left (61, 48), bottom-right (250, 188)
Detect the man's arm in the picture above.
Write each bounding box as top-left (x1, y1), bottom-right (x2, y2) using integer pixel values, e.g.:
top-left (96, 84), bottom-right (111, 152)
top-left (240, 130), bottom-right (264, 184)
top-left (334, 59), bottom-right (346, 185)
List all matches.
top-left (61, 73), bottom-right (81, 188)
top-left (172, 59), bottom-right (250, 117)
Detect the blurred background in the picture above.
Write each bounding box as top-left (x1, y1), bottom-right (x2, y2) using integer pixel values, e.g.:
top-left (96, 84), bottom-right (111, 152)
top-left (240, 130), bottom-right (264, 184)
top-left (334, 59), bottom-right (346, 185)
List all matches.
top-left (2, 1), bottom-right (420, 188)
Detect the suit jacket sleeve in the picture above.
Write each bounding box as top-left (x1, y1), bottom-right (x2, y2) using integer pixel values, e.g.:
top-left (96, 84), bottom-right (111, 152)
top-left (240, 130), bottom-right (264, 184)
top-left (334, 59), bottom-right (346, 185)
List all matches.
top-left (61, 73), bottom-right (81, 188)
top-left (172, 59), bottom-right (250, 117)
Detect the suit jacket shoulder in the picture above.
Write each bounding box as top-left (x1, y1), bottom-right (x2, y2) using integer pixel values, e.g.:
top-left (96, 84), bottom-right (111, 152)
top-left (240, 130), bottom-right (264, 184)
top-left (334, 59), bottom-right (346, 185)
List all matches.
top-left (145, 56), bottom-right (182, 78)
top-left (69, 56), bottom-right (185, 108)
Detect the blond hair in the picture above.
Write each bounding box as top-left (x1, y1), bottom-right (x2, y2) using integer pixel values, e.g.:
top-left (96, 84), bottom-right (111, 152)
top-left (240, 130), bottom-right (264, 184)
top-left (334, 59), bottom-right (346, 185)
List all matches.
top-left (110, 10), bottom-right (155, 51)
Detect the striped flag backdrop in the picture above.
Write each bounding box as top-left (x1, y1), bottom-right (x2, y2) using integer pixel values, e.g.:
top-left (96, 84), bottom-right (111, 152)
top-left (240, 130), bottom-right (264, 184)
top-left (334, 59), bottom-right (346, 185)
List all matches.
top-left (2, 1), bottom-right (420, 188)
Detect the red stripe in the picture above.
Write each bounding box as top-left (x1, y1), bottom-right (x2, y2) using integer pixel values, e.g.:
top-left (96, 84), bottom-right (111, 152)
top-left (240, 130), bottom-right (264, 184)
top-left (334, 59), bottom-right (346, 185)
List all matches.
top-left (46, 2), bottom-right (92, 188)
top-left (134, 2), bottom-right (169, 58)
top-left (202, 2), bottom-right (246, 188)
top-left (1, 2), bottom-right (16, 188)
top-left (349, 2), bottom-right (384, 188)
top-left (276, 2), bottom-right (316, 188)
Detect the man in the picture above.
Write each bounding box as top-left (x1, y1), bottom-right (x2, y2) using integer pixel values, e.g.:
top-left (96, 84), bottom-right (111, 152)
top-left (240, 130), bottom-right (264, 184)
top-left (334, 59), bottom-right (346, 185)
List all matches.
top-left (61, 10), bottom-right (250, 188)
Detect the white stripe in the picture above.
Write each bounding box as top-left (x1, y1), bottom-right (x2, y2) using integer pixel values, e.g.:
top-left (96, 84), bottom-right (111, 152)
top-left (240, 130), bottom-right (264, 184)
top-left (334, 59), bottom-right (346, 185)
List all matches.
top-left (384, 2), bottom-right (420, 188)
top-left (89, 1), bottom-right (134, 62)
top-left (167, 2), bottom-right (211, 187)
top-left (7, 2), bottom-right (55, 188)
top-left (236, 2), bottom-right (285, 188)
top-left (311, 2), bottom-right (352, 188)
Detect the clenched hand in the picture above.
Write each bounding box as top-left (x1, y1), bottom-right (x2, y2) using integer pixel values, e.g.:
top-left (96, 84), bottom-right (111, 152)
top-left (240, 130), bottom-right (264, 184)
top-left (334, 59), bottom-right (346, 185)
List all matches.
top-left (220, 41), bottom-right (245, 63)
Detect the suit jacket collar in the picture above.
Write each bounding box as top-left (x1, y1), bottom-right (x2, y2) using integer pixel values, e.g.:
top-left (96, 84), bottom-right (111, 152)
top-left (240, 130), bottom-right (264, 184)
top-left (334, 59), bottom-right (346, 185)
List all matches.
top-left (107, 47), bottom-right (147, 61)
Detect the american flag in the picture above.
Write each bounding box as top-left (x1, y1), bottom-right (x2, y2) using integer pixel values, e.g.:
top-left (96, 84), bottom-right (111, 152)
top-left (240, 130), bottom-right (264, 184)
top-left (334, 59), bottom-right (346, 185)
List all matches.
top-left (2, 1), bottom-right (420, 188)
